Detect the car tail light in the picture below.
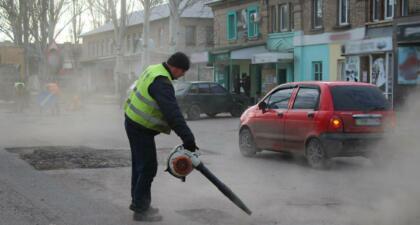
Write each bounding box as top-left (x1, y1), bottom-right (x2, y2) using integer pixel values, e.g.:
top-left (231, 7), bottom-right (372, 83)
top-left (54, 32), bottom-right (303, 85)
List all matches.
top-left (328, 116), bottom-right (343, 132)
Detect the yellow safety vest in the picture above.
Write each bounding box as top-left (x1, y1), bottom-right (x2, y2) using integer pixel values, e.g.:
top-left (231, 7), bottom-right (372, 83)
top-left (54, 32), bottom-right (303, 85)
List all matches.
top-left (125, 64), bottom-right (173, 134)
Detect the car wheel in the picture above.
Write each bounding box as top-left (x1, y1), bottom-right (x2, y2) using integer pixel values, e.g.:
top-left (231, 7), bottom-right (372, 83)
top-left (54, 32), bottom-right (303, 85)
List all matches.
top-left (239, 128), bottom-right (257, 157)
top-left (305, 138), bottom-right (330, 169)
top-left (206, 112), bottom-right (217, 118)
top-left (230, 103), bottom-right (244, 117)
top-left (187, 105), bottom-right (201, 120)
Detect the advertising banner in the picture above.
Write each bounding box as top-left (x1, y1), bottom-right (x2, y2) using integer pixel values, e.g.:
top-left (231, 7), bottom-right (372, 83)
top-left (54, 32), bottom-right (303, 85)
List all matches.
top-left (398, 47), bottom-right (420, 85)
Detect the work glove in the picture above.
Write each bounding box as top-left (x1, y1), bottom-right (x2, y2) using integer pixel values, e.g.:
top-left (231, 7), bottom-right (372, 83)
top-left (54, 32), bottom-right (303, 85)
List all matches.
top-left (183, 142), bottom-right (199, 152)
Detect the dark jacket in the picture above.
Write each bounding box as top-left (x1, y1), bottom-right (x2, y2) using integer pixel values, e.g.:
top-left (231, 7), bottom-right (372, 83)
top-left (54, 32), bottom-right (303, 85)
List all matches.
top-left (126, 63), bottom-right (195, 146)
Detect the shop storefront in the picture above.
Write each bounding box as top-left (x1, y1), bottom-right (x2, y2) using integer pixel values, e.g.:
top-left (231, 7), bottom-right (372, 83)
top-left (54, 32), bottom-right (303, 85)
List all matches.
top-left (342, 37), bottom-right (394, 101)
top-left (251, 52), bottom-right (293, 95)
top-left (394, 20), bottom-right (420, 107)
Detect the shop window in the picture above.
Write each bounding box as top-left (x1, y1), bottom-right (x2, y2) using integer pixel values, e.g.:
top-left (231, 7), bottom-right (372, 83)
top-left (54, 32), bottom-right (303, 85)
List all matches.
top-left (338, 0), bottom-right (349, 26)
top-left (186, 26), bottom-right (196, 46)
top-left (312, 61), bottom-right (323, 80)
top-left (227, 11), bottom-right (237, 40)
top-left (247, 6), bottom-right (259, 38)
top-left (313, 0), bottom-right (323, 29)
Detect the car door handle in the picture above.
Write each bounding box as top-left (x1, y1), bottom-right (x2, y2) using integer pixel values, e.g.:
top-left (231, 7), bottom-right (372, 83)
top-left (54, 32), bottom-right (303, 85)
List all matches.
top-left (277, 112), bottom-right (284, 118)
top-left (307, 112), bottom-right (315, 118)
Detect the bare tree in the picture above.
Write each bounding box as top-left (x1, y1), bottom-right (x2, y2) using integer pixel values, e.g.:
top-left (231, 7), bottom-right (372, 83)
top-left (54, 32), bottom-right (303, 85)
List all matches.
top-left (70, 0), bottom-right (84, 44)
top-left (138, 0), bottom-right (162, 70)
top-left (168, 0), bottom-right (200, 52)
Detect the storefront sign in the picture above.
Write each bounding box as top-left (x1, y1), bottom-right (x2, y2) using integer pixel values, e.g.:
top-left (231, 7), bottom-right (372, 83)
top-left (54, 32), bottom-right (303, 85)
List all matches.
top-left (343, 37), bottom-right (392, 55)
top-left (397, 23), bottom-right (420, 42)
top-left (252, 52), bottom-right (293, 64)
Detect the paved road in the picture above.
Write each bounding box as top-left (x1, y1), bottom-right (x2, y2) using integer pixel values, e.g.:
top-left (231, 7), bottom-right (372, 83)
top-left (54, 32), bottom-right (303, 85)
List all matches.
top-left (0, 103), bottom-right (419, 225)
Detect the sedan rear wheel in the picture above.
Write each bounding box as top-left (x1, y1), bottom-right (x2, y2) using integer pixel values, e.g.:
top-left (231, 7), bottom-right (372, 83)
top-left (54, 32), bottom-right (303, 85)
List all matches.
top-left (230, 103), bottom-right (244, 117)
top-left (187, 105), bottom-right (201, 120)
top-left (239, 128), bottom-right (257, 157)
top-left (306, 138), bottom-right (330, 169)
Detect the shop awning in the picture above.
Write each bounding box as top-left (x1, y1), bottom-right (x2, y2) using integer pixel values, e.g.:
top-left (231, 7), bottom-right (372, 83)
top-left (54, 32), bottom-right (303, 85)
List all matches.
top-left (231, 46), bottom-right (267, 59)
top-left (251, 52), bottom-right (293, 64)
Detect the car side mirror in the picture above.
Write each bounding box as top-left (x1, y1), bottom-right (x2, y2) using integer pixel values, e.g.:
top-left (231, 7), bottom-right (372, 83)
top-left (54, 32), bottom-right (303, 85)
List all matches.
top-left (258, 101), bottom-right (267, 113)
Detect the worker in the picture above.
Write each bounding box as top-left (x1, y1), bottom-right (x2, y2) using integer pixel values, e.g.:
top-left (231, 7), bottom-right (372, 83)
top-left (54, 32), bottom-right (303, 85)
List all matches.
top-left (124, 52), bottom-right (198, 222)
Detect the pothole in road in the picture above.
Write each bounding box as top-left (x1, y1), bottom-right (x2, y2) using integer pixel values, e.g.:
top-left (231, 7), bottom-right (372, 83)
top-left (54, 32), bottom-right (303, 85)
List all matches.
top-left (176, 208), bottom-right (232, 225)
top-left (5, 146), bottom-right (216, 170)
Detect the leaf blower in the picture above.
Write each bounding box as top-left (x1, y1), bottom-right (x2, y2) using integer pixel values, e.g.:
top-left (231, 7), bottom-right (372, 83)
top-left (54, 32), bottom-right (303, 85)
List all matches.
top-left (166, 145), bottom-right (252, 215)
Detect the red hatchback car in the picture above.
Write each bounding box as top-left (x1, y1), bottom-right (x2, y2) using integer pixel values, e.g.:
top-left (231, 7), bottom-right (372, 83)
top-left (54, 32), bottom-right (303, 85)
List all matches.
top-left (239, 81), bottom-right (395, 168)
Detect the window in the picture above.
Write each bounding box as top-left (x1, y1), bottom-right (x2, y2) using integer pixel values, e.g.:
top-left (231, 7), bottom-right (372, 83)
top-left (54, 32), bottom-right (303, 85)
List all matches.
top-left (227, 11), bottom-right (237, 40)
top-left (330, 86), bottom-right (390, 111)
top-left (266, 88), bottom-right (294, 109)
top-left (270, 5), bottom-right (277, 32)
top-left (158, 28), bottom-right (164, 47)
top-left (313, 62), bottom-right (323, 80)
top-left (293, 88), bottom-right (320, 109)
top-left (198, 83), bottom-right (210, 94)
top-left (339, 0), bottom-right (349, 25)
top-left (279, 4), bottom-right (290, 31)
top-left (205, 26), bottom-right (214, 46)
top-left (247, 6), bottom-right (259, 38)
top-left (186, 26), bottom-right (196, 46)
top-left (210, 83), bottom-right (227, 94)
top-left (385, 0), bottom-right (394, 19)
top-left (401, 0), bottom-right (409, 16)
top-left (313, 0), bottom-right (323, 29)
top-left (372, 0), bottom-right (380, 21)
top-left (313, 0), bottom-right (323, 28)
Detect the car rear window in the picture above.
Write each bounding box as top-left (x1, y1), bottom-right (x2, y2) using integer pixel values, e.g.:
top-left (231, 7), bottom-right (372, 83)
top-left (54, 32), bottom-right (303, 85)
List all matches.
top-left (330, 85), bottom-right (391, 111)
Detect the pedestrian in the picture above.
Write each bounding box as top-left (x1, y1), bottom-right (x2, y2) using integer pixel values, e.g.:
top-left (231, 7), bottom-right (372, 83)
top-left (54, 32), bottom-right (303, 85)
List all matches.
top-left (14, 81), bottom-right (26, 112)
top-left (47, 82), bottom-right (60, 116)
top-left (241, 73), bottom-right (251, 97)
top-left (124, 52), bottom-right (198, 222)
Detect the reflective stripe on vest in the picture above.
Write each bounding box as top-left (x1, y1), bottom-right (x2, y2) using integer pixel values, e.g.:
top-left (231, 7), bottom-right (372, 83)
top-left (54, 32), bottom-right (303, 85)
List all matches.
top-left (124, 64), bottom-right (173, 134)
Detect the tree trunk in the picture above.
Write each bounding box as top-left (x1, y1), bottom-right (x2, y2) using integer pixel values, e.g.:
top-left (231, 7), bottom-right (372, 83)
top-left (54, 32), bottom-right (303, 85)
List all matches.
top-left (141, 0), bottom-right (151, 71)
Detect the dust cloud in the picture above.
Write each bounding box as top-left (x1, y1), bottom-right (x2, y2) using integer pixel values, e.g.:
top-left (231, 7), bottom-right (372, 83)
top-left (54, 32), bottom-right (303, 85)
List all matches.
top-left (361, 87), bottom-right (420, 225)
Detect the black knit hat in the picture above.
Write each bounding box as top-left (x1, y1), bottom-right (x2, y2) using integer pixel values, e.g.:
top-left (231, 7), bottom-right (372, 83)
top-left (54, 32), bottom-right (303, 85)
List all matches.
top-left (167, 52), bottom-right (190, 71)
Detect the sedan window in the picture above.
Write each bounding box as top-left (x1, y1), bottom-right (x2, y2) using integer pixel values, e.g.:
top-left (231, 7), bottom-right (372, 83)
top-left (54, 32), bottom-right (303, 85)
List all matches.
top-left (267, 88), bottom-right (294, 109)
top-left (189, 84), bottom-right (199, 94)
top-left (292, 88), bottom-right (320, 109)
top-left (210, 83), bottom-right (227, 94)
top-left (198, 83), bottom-right (210, 94)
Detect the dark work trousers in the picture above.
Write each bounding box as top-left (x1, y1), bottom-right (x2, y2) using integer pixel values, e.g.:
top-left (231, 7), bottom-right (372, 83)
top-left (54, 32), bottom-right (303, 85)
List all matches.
top-left (124, 117), bottom-right (158, 210)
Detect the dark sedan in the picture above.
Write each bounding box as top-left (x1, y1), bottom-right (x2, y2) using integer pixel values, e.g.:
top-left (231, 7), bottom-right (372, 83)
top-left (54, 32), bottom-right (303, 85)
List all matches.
top-left (174, 81), bottom-right (251, 120)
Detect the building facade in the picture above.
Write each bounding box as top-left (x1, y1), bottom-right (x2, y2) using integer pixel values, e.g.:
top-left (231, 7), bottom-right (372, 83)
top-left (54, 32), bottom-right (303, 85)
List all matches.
top-left (209, 0), bottom-right (268, 100)
top-left (80, 2), bottom-right (213, 94)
